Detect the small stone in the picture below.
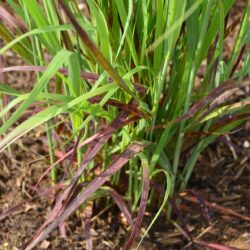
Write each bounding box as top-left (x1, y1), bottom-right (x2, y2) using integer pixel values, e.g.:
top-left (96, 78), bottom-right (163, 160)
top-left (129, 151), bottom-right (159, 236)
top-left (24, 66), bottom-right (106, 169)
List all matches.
top-left (243, 140), bottom-right (249, 148)
top-left (40, 240), bottom-right (50, 249)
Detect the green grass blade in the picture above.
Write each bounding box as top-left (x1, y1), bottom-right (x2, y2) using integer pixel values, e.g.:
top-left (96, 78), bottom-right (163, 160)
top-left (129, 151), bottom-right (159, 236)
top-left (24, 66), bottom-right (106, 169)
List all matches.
top-left (0, 25), bottom-right (72, 56)
top-left (59, 0), bottom-right (137, 99)
top-left (0, 49), bottom-right (72, 135)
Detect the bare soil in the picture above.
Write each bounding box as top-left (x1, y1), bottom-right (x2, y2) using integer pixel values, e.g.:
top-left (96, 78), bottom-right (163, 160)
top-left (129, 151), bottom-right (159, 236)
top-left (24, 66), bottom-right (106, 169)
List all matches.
top-left (0, 128), bottom-right (250, 250)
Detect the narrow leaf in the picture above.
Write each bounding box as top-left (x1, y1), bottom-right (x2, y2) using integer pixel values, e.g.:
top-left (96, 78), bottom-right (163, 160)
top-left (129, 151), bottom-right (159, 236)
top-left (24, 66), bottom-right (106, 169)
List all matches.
top-left (24, 141), bottom-right (148, 249)
top-left (58, 0), bottom-right (136, 99)
top-left (124, 164), bottom-right (150, 250)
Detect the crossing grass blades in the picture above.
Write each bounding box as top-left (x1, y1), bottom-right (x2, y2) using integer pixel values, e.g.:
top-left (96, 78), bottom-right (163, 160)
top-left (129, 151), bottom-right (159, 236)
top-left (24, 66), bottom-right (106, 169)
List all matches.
top-left (0, 0), bottom-right (250, 249)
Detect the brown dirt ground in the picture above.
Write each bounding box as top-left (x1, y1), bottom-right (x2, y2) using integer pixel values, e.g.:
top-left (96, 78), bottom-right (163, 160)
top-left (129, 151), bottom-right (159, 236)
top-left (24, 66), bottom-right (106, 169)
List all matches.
top-left (0, 125), bottom-right (249, 250)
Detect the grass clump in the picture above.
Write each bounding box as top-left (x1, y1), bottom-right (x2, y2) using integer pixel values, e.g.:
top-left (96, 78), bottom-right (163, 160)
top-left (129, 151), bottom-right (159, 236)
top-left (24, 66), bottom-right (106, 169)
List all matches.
top-left (0, 0), bottom-right (250, 248)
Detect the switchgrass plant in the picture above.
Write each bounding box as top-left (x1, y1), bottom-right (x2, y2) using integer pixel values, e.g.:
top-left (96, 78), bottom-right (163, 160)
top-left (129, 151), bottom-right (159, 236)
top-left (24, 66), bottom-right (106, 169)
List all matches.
top-left (0, 0), bottom-right (250, 248)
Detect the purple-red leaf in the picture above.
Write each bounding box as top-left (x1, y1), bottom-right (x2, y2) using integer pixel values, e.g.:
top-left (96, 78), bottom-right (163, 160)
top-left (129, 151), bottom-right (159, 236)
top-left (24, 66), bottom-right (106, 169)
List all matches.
top-left (181, 193), bottom-right (250, 223)
top-left (33, 110), bottom-right (135, 236)
top-left (108, 189), bottom-right (134, 228)
top-left (23, 141), bottom-right (148, 250)
top-left (34, 115), bottom-right (140, 189)
top-left (124, 166), bottom-right (150, 250)
top-left (58, 0), bottom-right (136, 98)
top-left (194, 239), bottom-right (242, 250)
top-left (187, 190), bottom-right (212, 225)
top-left (0, 5), bottom-right (26, 31)
top-left (176, 79), bottom-right (237, 122)
top-left (0, 66), bottom-right (108, 82)
top-left (0, 66), bottom-right (147, 94)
